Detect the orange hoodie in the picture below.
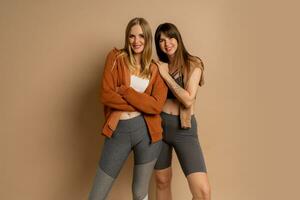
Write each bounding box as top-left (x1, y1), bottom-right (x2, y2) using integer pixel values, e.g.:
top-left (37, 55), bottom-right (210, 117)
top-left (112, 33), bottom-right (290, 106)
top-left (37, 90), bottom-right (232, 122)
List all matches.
top-left (100, 48), bottom-right (168, 142)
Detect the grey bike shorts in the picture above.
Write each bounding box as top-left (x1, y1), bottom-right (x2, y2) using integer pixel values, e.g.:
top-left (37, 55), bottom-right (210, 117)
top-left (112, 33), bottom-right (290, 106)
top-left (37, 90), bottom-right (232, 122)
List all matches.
top-left (154, 112), bottom-right (207, 176)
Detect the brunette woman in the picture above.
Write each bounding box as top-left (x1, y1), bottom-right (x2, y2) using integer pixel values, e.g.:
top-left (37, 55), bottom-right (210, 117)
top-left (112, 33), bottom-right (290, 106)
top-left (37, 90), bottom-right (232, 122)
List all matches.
top-left (154, 23), bottom-right (211, 200)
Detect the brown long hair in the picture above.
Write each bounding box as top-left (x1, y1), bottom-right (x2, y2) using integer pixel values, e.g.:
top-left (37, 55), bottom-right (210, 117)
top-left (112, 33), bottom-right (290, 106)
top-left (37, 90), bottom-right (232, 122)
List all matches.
top-left (155, 23), bottom-right (204, 85)
top-left (122, 17), bottom-right (152, 78)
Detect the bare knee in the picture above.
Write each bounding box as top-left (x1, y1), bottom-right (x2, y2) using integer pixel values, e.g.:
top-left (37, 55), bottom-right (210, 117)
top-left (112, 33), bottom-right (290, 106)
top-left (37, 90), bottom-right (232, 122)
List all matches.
top-left (192, 184), bottom-right (211, 200)
top-left (155, 169), bottom-right (172, 190)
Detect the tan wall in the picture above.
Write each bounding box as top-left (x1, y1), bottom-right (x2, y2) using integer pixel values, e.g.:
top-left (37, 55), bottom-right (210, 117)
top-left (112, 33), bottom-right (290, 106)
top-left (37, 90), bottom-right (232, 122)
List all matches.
top-left (1, 0), bottom-right (299, 199)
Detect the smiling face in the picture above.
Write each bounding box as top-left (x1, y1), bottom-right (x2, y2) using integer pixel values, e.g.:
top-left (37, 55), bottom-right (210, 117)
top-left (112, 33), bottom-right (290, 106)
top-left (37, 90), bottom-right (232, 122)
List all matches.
top-left (159, 32), bottom-right (178, 57)
top-left (128, 24), bottom-right (145, 54)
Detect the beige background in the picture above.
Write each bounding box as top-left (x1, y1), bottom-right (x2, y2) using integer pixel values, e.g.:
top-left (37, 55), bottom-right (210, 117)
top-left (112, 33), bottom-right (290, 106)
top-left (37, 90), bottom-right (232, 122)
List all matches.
top-left (1, 0), bottom-right (300, 199)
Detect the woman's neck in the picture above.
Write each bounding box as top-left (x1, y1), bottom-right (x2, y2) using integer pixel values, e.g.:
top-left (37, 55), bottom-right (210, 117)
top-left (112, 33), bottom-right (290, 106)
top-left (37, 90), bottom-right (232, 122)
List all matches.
top-left (133, 53), bottom-right (142, 75)
top-left (134, 53), bottom-right (142, 66)
top-left (168, 55), bottom-right (176, 71)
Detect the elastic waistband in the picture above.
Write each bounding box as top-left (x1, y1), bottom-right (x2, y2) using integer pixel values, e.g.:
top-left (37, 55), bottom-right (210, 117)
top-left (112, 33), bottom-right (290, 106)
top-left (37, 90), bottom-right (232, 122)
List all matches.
top-left (161, 112), bottom-right (197, 129)
top-left (161, 112), bottom-right (195, 119)
top-left (116, 115), bottom-right (146, 132)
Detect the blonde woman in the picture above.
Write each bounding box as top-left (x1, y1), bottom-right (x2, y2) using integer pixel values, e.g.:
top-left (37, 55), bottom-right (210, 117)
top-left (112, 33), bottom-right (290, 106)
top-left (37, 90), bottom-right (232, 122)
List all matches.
top-left (88, 18), bottom-right (167, 200)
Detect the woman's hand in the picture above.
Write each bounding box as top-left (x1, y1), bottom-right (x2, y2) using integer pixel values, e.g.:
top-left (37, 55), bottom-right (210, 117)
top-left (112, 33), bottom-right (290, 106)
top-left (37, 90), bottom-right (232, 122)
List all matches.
top-left (154, 60), bottom-right (169, 78)
top-left (116, 85), bottom-right (129, 95)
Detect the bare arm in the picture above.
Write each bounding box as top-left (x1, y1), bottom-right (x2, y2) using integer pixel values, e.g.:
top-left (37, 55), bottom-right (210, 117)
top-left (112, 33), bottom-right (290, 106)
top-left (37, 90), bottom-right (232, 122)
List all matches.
top-left (155, 61), bottom-right (202, 108)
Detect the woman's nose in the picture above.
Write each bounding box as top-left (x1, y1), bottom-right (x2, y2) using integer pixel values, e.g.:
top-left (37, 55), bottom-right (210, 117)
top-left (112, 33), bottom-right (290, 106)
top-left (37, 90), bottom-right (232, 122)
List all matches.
top-left (165, 39), bottom-right (170, 46)
top-left (134, 37), bottom-right (140, 43)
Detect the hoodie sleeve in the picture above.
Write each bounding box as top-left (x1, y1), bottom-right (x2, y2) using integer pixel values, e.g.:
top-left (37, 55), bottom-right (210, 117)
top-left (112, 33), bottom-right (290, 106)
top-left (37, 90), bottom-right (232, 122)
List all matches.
top-left (120, 71), bottom-right (167, 114)
top-left (100, 49), bottom-right (136, 111)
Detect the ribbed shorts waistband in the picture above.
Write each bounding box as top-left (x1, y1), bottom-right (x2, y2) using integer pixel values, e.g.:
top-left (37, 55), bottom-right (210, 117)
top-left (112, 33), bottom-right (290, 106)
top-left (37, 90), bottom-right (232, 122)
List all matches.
top-left (161, 112), bottom-right (195, 120)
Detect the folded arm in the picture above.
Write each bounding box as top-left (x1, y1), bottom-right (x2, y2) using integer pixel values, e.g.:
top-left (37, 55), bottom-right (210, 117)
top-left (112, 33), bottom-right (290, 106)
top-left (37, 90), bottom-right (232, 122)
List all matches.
top-left (155, 60), bottom-right (203, 108)
top-left (117, 73), bottom-right (168, 114)
top-left (100, 51), bottom-right (136, 112)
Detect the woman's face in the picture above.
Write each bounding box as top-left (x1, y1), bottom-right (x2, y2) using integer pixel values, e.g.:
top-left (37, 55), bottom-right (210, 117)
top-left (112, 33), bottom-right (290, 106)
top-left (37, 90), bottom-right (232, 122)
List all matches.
top-left (129, 24), bottom-right (145, 54)
top-left (159, 32), bottom-right (178, 57)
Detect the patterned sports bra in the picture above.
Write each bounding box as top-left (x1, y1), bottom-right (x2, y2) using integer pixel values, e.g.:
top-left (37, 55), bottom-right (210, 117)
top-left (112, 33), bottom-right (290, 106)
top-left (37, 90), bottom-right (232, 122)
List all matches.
top-left (167, 68), bottom-right (184, 99)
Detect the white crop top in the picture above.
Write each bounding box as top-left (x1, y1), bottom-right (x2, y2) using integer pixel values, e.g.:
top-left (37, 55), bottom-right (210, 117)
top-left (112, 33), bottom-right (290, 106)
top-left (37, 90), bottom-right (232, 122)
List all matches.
top-left (130, 75), bottom-right (149, 93)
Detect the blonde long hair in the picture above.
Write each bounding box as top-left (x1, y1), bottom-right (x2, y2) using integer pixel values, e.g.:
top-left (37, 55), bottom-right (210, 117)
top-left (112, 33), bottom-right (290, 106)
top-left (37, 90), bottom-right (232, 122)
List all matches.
top-left (122, 17), bottom-right (152, 78)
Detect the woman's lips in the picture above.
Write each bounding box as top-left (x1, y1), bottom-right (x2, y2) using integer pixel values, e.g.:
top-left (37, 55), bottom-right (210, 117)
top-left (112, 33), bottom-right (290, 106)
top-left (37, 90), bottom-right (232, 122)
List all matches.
top-left (132, 44), bottom-right (142, 49)
top-left (165, 46), bottom-right (173, 52)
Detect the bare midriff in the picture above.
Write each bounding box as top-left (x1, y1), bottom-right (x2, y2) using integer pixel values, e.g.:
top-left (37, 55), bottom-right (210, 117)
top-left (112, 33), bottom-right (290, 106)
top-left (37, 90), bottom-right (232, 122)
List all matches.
top-left (119, 111), bottom-right (141, 120)
top-left (119, 99), bottom-right (195, 120)
top-left (162, 99), bottom-right (195, 115)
